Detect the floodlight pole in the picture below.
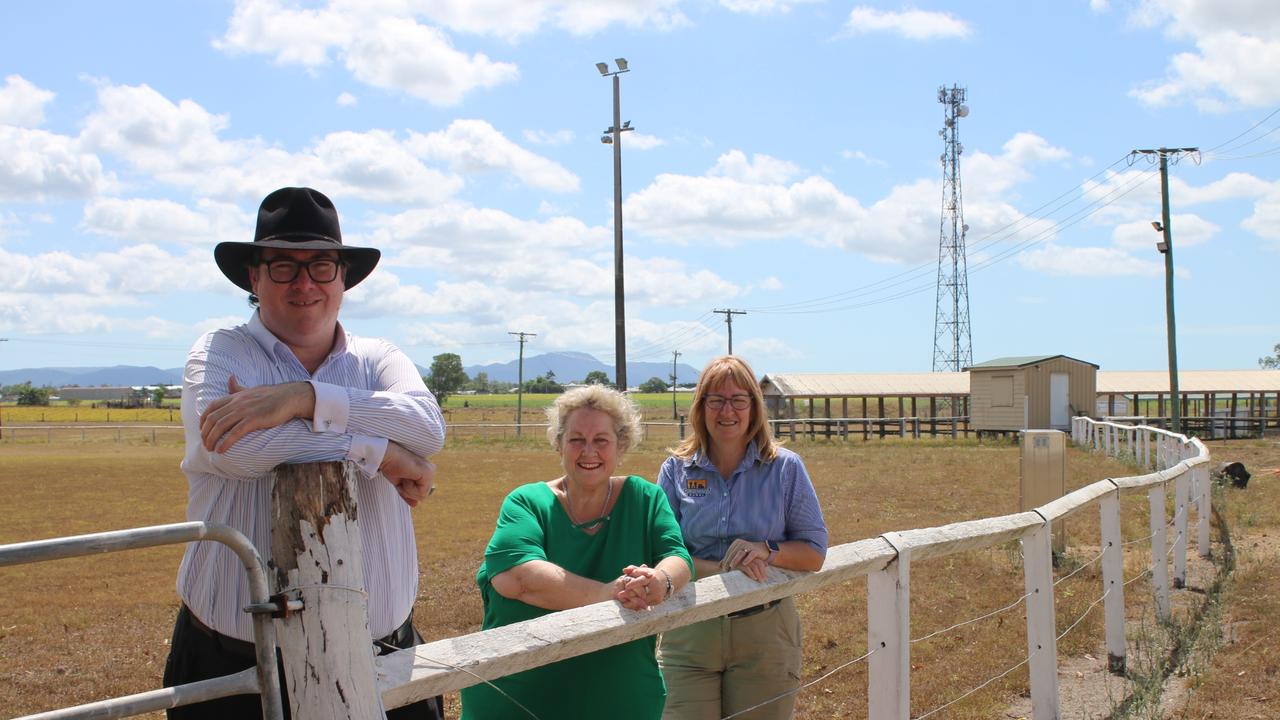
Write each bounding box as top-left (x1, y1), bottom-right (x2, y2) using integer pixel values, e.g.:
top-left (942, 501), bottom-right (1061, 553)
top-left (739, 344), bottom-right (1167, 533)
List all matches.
top-left (598, 59), bottom-right (633, 391)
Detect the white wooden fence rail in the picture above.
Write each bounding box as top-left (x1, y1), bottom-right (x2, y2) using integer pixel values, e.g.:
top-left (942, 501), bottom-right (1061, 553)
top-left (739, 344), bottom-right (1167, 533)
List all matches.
top-left (376, 417), bottom-right (1211, 720)
top-left (4, 418), bottom-right (1211, 720)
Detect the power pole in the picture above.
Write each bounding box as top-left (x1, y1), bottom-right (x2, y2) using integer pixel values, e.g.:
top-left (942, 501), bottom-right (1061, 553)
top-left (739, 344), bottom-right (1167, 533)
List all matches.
top-left (509, 331), bottom-right (536, 436)
top-left (1132, 147), bottom-right (1198, 435)
top-left (713, 309), bottom-right (746, 355)
top-left (932, 85), bottom-right (973, 374)
top-left (670, 350), bottom-right (681, 420)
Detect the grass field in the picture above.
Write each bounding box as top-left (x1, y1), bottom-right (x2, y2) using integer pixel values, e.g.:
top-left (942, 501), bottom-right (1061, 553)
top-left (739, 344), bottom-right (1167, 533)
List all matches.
top-left (1, 435), bottom-right (1275, 719)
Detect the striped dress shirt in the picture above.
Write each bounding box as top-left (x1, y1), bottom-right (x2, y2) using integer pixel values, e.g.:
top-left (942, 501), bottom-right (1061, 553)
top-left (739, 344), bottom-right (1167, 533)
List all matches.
top-left (657, 441), bottom-right (828, 563)
top-left (176, 312), bottom-right (445, 641)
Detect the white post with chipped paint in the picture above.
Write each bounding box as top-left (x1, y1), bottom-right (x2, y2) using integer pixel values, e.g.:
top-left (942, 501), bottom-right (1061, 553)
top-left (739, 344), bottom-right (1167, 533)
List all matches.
top-left (1196, 465), bottom-right (1211, 558)
top-left (867, 532), bottom-right (910, 720)
top-left (1148, 484), bottom-right (1170, 620)
top-left (1022, 520), bottom-right (1060, 720)
top-left (1099, 488), bottom-right (1126, 674)
top-left (1018, 517), bottom-right (1059, 717)
top-left (271, 461), bottom-right (385, 720)
top-left (1172, 467), bottom-right (1189, 589)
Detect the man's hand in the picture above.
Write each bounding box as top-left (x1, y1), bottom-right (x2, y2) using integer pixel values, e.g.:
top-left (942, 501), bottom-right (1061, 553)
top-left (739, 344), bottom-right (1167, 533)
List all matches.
top-left (200, 376), bottom-right (315, 453)
top-left (380, 441), bottom-right (435, 507)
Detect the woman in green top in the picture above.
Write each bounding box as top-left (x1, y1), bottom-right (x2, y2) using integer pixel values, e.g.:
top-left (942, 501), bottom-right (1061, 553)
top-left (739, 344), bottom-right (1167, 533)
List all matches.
top-left (461, 385), bottom-right (694, 720)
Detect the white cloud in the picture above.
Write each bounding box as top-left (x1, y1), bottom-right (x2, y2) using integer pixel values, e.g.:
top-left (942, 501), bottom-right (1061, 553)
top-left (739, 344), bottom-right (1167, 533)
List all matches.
top-left (1130, 0), bottom-right (1280, 109)
top-left (0, 126), bottom-right (111, 201)
top-left (336, 91), bottom-right (358, 107)
top-left (343, 16), bottom-right (519, 106)
top-left (77, 82), bottom-right (476, 203)
top-left (81, 197), bottom-right (248, 246)
top-left (0, 74), bottom-right (56, 126)
top-left (1112, 214), bottom-right (1218, 250)
top-left (718, 0), bottom-right (821, 14)
top-left (409, 119), bottom-right (579, 192)
top-left (964, 133), bottom-right (1071, 199)
top-left (1018, 243), bottom-right (1166, 277)
top-left (761, 276), bottom-right (784, 290)
top-left (1242, 186), bottom-right (1280, 240)
top-left (217, 1), bottom-right (519, 105)
top-left (841, 149), bottom-right (887, 167)
top-left (524, 129), bottom-right (575, 146)
top-left (1090, 0), bottom-right (1111, 12)
top-left (418, 0), bottom-right (690, 38)
top-left (0, 239), bottom-right (244, 336)
top-left (738, 336), bottom-right (804, 362)
top-left (627, 138), bottom-right (1061, 264)
top-left (844, 6), bottom-right (972, 40)
top-left (624, 132), bottom-right (665, 150)
top-left (194, 315), bottom-right (247, 335)
top-left (709, 150), bottom-right (801, 184)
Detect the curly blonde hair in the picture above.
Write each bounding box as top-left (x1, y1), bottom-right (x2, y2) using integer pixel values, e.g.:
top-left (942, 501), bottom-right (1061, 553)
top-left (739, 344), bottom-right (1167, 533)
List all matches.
top-left (546, 385), bottom-right (643, 455)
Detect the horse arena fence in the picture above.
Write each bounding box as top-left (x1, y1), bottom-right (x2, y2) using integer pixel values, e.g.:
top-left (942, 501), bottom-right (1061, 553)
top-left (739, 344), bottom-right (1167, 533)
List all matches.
top-left (0, 417), bottom-right (1212, 719)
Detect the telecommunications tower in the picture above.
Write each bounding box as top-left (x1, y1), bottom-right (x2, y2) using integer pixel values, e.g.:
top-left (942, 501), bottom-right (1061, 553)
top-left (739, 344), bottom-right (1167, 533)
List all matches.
top-left (932, 85), bottom-right (973, 373)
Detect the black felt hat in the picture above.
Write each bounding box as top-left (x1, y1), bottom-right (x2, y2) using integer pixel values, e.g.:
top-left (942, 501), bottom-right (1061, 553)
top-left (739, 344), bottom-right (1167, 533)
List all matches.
top-left (214, 187), bottom-right (380, 292)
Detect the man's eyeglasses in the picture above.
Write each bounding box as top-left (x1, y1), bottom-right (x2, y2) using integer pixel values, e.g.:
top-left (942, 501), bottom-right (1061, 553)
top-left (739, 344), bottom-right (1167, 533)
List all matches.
top-left (703, 394), bottom-right (752, 411)
top-left (260, 258), bottom-right (343, 284)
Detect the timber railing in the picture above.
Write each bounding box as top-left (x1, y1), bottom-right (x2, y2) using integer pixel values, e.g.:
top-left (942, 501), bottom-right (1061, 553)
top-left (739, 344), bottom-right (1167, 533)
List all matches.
top-left (3, 417), bottom-right (1211, 719)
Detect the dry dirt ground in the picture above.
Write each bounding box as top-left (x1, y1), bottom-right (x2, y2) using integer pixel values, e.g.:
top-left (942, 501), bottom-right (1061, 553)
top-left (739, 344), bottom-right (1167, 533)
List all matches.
top-left (1002, 453), bottom-right (1280, 720)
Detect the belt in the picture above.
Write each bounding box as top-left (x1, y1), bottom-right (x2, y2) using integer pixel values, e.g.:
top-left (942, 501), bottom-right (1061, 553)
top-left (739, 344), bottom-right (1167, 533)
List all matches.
top-left (728, 599), bottom-right (781, 619)
top-left (183, 604), bottom-right (414, 658)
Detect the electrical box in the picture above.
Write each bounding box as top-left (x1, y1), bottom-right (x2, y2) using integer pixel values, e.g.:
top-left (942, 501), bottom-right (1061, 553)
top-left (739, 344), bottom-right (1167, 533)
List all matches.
top-left (1020, 429), bottom-right (1066, 555)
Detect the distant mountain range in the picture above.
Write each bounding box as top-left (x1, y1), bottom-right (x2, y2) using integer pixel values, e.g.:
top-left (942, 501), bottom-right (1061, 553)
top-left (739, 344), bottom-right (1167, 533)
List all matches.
top-left (0, 351), bottom-right (701, 389)
top-left (463, 351), bottom-right (700, 386)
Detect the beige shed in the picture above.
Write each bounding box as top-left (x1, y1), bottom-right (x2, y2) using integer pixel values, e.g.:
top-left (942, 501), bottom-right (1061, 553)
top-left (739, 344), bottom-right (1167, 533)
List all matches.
top-left (965, 355), bottom-right (1098, 433)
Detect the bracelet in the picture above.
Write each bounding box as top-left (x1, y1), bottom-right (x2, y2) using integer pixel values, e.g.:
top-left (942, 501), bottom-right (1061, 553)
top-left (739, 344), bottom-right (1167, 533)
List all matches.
top-left (657, 568), bottom-right (674, 600)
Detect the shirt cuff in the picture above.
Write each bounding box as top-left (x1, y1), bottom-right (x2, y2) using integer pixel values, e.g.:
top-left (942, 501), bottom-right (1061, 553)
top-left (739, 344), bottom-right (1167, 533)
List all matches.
top-left (348, 435), bottom-right (388, 477)
top-left (309, 380), bottom-right (350, 434)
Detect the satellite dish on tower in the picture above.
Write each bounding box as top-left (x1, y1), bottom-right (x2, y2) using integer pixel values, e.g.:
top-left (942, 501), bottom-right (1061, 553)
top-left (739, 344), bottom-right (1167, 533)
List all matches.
top-left (957, 105), bottom-right (970, 118)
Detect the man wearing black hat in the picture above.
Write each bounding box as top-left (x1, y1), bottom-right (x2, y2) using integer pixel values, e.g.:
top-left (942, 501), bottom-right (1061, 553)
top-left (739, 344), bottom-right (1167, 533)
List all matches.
top-left (163, 187), bottom-right (446, 719)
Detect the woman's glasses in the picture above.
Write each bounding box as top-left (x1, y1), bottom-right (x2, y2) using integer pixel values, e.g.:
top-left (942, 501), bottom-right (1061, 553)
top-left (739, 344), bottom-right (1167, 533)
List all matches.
top-left (703, 394), bottom-right (751, 411)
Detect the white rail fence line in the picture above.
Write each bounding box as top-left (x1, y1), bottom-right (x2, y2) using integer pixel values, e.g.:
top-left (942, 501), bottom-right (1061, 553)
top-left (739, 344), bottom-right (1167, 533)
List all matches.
top-left (380, 417), bottom-right (1211, 720)
top-left (3, 417), bottom-right (1211, 720)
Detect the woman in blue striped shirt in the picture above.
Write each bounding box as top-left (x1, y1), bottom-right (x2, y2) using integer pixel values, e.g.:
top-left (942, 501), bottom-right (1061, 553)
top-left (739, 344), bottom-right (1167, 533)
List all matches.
top-left (657, 355), bottom-right (829, 720)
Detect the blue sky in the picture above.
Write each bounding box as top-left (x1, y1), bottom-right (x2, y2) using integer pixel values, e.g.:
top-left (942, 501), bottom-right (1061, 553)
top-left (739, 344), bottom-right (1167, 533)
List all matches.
top-left (2, 0), bottom-right (1278, 379)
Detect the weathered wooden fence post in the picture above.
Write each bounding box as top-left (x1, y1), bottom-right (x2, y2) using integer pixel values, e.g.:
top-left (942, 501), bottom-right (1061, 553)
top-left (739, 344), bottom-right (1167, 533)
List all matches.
top-left (1148, 483), bottom-right (1171, 620)
top-left (1172, 464), bottom-right (1190, 589)
top-left (1022, 521), bottom-right (1060, 720)
top-left (867, 532), bottom-right (910, 720)
top-left (1196, 464), bottom-right (1211, 558)
top-left (1099, 487), bottom-right (1126, 674)
top-left (271, 460), bottom-right (385, 719)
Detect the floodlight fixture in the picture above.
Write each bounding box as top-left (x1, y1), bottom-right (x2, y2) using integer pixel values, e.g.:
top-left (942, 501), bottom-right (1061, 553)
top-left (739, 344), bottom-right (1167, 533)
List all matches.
top-left (1151, 220), bottom-right (1163, 232)
top-left (596, 62), bottom-right (609, 75)
top-left (615, 58), bottom-right (628, 71)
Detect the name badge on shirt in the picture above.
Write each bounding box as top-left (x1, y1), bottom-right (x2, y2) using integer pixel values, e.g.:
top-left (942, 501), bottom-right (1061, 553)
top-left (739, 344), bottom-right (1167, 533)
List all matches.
top-left (685, 477), bottom-right (708, 497)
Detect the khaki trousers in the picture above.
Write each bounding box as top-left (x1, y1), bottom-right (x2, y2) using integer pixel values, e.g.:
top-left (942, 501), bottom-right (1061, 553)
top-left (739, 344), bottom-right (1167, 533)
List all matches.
top-left (658, 597), bottom-right (803, 720)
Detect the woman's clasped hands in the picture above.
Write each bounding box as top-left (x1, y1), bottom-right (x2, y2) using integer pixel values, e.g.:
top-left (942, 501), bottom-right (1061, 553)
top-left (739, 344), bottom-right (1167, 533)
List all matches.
top-left (613, 564), bottom-right (671, 610)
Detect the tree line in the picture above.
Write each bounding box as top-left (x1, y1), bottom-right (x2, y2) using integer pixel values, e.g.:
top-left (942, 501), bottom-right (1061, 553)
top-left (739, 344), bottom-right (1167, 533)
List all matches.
top-left (423, 353), bottom-right (675, 403)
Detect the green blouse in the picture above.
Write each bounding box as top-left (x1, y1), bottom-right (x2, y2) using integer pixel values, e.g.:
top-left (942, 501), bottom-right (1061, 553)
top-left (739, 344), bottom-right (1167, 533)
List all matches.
top-left (460, 476), bottom-right (693, 720)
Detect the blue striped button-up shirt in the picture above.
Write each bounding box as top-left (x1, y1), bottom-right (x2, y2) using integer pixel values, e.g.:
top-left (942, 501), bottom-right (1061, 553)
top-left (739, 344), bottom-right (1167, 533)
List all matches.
top-left (177, 311), bottom-right (445, 641)
top-left (657, 441), bottom-right (828, 563)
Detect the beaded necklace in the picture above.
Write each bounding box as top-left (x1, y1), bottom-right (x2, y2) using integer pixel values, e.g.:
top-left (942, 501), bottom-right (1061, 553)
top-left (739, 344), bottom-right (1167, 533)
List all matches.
top-left (563, 477), bottom-right (613, 531)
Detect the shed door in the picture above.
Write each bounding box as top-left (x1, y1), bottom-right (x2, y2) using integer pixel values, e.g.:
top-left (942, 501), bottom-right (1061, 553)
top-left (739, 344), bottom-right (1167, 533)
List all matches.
top-left (1050, 373), bottom-right (1070, 429)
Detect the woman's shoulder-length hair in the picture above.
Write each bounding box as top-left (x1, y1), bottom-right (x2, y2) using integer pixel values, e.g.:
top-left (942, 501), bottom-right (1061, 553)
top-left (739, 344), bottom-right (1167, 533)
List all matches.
top-left (670, 355), bottom-right (779, 463)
